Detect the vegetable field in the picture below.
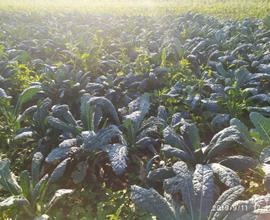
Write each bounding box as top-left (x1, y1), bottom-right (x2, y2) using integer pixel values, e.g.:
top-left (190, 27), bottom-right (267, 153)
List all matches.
top-left (1, 0), bottom-right (270, 219)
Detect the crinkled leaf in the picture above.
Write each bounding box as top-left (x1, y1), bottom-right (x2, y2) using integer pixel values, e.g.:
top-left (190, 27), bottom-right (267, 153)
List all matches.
top-left (33, 98), bottom-right (51, 131)
top-left (79, 130), bottom-right (96, 144)
top-left (130, 185), bottom-right (176, 220)
top-left (49, 158), bottom-right (70, 183)
top-left (128, 94), bottom-right (150, 117)
top-left (210, 163), bottom-right (240, 187)
top-left (124, 111), bottom-right (143, 125)
top-left (161, 144), bottom-right (193, 162)
top-left (82, 125), bottom-right (123, 151)
top-left (215, 62), bottom-right (232, 78)
top-left (46, 116), bottom-right (81, 135)
top-left (104, 144), bottom-right (128, 176)
top-left (211, 114), bottom-right (230, 132)
top-left (0, 159), bottom-right (22, 195)
top-left (123, 111), bottom-right (142, 142)
top-left (181, 122), bottom-right (200, 150)
top-left (135, 137), bottom-right (158, 154)
top-left (192, 164), bottom-right (215, 220)
top-left (138, 116), bottom-right (166, 136)
top-left (163, 126), bottom-right (190, 152)
top-left (230, 118), bottom-right (249, 137)
top-left (247, 94), bottom-right (270, 105)
top-left (235, 68), bottom-right (252, 89)
top-left (171, 112), bottom-right (182, 127)
top-left (164, 161), bottom-right (193, 192)
top-left (45, 146), bottom-right (80, 164)
top-left (52, 104), bottom-right (77, 126)
top-left (207, 126), bottom-right (253, 159)
top-left (164, 161), bottom-right (195, 216)
top-left (32, 152), bottom-right (44, 185)
top-left (157, 105), bottom-right (167, 121)
top-left (147, 167), bottom-right (175, 182)
top-left (225, 194), bottom-right (270, 220)
top-left (209, 185), bottom-right (244, 220)
top-left (88, 96), bottom-right (120, 126)
top-left (220, 155), bottom-right (257, 172)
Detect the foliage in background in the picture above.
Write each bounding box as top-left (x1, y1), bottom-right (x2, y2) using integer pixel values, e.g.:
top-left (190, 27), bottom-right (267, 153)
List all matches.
top-left (1, 5), bottom-right (270, 219)
top-left (0, 0), bottom-right (269, 20)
